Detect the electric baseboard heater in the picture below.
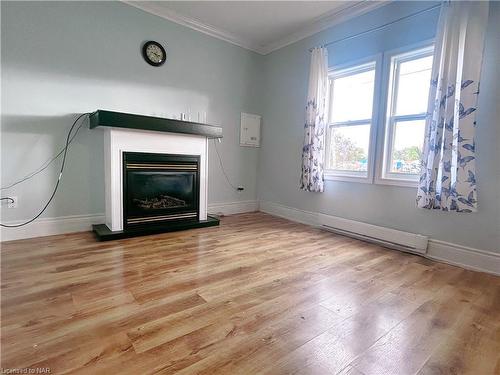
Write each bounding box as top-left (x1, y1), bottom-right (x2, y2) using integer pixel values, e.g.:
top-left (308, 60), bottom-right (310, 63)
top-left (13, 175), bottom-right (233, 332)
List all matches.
top-left (318, 213), bottom-right (428, 254)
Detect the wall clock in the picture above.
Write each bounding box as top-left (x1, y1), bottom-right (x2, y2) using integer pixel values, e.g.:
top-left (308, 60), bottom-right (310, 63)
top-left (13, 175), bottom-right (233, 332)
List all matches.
top-left (142, 41), bottom-right (166, 67)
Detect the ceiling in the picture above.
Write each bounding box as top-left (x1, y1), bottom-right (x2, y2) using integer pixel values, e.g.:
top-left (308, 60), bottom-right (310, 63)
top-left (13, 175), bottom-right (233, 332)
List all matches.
top-left (124, 1), bottom-right (387, 55)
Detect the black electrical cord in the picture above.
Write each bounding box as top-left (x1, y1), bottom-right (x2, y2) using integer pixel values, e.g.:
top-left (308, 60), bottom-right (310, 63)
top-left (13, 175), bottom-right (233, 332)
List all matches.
top-left (1, 116), bottom-right (86, 190)
top-left (213, 138), bottom-right (240, 191)
top-left (0, 113), bottom-right (90, 228)
top-left (0, 197), bottom-right (14, 203)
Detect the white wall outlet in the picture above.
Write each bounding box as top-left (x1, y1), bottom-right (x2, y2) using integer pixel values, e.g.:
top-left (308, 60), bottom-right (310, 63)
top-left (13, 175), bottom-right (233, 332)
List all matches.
top-left (7, 196), bottom-right (18, 209)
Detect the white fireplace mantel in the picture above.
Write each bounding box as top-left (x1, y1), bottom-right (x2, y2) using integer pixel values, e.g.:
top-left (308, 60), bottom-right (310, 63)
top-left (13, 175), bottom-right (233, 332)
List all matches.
top-left (103, 127), bottom-right (208, 231)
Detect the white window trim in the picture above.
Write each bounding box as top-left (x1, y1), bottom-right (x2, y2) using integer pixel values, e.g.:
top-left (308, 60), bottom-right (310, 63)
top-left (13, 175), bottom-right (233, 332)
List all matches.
top-left (374, 40), bottom-right (434, 188)
top-left (324, 54), bottom-right (383, 183)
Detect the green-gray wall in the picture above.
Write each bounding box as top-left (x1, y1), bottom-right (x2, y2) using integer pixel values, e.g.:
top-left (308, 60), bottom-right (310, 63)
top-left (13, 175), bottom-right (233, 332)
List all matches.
top-left (1, 1), bottom-right (263, 223)
top-left (2, 1), bottom-right (499, 253)
top-left (258, 1), bottom-right (500, 253)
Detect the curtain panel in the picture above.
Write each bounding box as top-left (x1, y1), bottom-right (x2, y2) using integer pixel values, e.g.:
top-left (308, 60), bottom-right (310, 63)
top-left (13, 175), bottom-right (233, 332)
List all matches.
top-left (416, 1), bottom-right (489, 212)
top-left (300, 47), bottom-right (329, 193)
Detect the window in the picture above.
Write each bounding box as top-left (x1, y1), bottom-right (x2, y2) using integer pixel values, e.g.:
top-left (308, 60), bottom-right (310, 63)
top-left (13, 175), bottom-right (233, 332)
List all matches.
top-left (325, 61), bottom-right (377, 180)
top-left (379, 45), bottom-right (434, 184)
top-left (324, 43), bottom-right (434, 186)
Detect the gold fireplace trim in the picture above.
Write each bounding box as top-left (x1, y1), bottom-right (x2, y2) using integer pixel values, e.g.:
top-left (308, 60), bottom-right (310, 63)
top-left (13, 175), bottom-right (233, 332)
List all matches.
top-left (127, 212), bottom-right (197, 224)
top-left (126, 163), bottom-right (198, 170)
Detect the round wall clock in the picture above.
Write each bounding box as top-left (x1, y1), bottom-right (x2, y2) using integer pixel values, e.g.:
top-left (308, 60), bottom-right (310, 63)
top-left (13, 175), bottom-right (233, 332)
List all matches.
top-left (142, 41), bottom-right (166, 67)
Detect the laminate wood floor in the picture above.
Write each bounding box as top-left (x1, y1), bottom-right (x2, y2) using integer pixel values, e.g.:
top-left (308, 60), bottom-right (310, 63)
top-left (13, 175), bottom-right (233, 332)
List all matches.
top-left (1, 212), bottom-right (499, 374)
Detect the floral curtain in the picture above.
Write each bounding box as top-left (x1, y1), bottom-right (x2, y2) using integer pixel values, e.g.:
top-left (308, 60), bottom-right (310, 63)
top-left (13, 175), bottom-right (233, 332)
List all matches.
top-left (416, 1), bottom-right (489, 212)
top-left (300, 47), bottom-right (329, 192)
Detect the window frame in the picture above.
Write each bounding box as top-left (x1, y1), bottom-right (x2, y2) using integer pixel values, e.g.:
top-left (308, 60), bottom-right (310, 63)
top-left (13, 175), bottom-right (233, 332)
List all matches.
top-left (324, 54), bottom-right (382, 183)
top-left (375, 41), bottom-right (435, 187)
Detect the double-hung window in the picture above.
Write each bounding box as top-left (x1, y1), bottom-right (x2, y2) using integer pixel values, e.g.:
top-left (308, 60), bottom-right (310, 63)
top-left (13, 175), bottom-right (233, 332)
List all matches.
top-left (378, 45), bottom-right (434, 185)
top-left (325, 60), bottom-right (377, 181)
top-left (324, 42), bottom-right (434, 187)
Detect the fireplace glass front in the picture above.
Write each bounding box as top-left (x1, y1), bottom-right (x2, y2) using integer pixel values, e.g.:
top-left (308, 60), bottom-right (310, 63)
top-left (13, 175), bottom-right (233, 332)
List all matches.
top-left (123, 152), bottom-right (200, 228)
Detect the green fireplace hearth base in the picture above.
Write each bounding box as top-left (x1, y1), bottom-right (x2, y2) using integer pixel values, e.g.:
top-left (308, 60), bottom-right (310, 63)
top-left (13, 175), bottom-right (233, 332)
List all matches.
top-left (92, 215), bottom-right (220, 241)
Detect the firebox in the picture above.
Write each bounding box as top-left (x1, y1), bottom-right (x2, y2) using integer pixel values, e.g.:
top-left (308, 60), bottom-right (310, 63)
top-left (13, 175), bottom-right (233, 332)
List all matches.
top-left (123, 152), bottom-right (200, 229)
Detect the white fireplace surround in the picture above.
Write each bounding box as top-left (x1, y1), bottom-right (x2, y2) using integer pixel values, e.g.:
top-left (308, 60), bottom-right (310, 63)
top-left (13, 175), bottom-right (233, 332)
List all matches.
top-left (104, 127), bottom-right (208, 231)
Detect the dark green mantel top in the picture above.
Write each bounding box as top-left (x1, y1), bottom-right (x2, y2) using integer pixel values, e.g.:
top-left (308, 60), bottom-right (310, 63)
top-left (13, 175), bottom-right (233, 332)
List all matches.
top-left (89, 110), bottom-right (223, 139)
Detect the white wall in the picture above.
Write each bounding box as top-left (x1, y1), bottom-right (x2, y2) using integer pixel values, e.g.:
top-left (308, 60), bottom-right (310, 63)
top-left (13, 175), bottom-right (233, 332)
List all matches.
top-left (258, 1), bottom-right (500, 253)
top-left (1, 1), bottom-right (263, 227)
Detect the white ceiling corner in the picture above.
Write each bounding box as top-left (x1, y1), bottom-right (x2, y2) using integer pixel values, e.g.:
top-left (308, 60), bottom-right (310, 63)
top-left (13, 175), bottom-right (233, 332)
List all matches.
top-left (123, 1), bottom-right (389, 55)
top-left (123, 1), bottom-right (265, 53)
top-left (259, 1), bottom-right (389, 54)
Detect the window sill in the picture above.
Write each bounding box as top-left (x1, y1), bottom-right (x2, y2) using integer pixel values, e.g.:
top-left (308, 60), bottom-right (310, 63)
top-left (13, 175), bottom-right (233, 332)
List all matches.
top-left (324, 174), bottom-right (371, 184)
top-left (374, 177), bottom-right (418, 188)
top-left (323, 173), bottom-right (419, 188)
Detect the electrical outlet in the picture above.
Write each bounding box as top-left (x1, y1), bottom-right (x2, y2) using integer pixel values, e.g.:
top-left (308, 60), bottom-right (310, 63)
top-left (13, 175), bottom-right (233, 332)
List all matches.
top-left (8, 196), bottom-right (18, 209)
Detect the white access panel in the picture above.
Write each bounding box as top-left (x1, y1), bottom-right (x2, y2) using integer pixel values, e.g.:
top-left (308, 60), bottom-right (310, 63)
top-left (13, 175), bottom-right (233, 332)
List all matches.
top-left (240, 112), bottom-right (261, 147)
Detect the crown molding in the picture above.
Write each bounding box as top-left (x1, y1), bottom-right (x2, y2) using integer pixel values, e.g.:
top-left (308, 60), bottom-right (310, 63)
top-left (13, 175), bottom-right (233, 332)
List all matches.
top-left (122, 1), bottom-right (390, 56)
top-left (122, 1), bottom-right (266, 54)
top-left (260, 1), bottom-right (390, 55)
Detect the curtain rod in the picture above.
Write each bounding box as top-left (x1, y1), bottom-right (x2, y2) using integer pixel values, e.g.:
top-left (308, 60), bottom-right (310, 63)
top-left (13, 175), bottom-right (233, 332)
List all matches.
top-left (309, 3), bottom-right (442, 52)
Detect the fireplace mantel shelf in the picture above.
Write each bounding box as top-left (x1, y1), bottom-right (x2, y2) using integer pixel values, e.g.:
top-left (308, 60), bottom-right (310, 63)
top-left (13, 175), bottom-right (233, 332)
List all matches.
top-left (90, 110), bottom-right (223, 139)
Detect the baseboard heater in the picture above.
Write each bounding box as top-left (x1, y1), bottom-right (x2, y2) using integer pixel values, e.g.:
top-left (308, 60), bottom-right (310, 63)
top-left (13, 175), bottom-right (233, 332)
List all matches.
top-left (318, 213), bottom-right (428, 254)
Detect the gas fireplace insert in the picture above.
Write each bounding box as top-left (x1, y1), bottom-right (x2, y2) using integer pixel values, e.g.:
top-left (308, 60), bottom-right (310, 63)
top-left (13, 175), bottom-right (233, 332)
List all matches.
top-left (123, 152), bottom-right (200, 229)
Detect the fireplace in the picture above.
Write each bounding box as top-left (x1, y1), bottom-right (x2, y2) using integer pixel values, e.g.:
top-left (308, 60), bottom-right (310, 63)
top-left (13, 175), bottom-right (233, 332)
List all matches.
top-left (91, 110), bottom-right (221, 240)
top-left (123, 152), bottom-right (200, 228)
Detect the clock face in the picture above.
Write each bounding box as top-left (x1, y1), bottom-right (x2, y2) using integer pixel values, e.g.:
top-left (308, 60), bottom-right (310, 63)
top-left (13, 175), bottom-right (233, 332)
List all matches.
top-left (142, 41), bottom-right (166, 66)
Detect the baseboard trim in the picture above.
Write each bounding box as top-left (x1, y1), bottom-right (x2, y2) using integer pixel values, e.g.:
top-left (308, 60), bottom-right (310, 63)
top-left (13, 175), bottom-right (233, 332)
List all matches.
top-left (1, 200), bottom-right (260, 242)
top-left (1, 213), bottom-right (105, 242)
top-left (427, 240), bottom-right (500, 276)
top-left (259, 201), bottom-right (499, 276)
top-left (259, 201), bottom-right (318, 225)
top-left (3, 201), bottom-right (498, 276)
top-left (208, 200), bottom-right (259, 216)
